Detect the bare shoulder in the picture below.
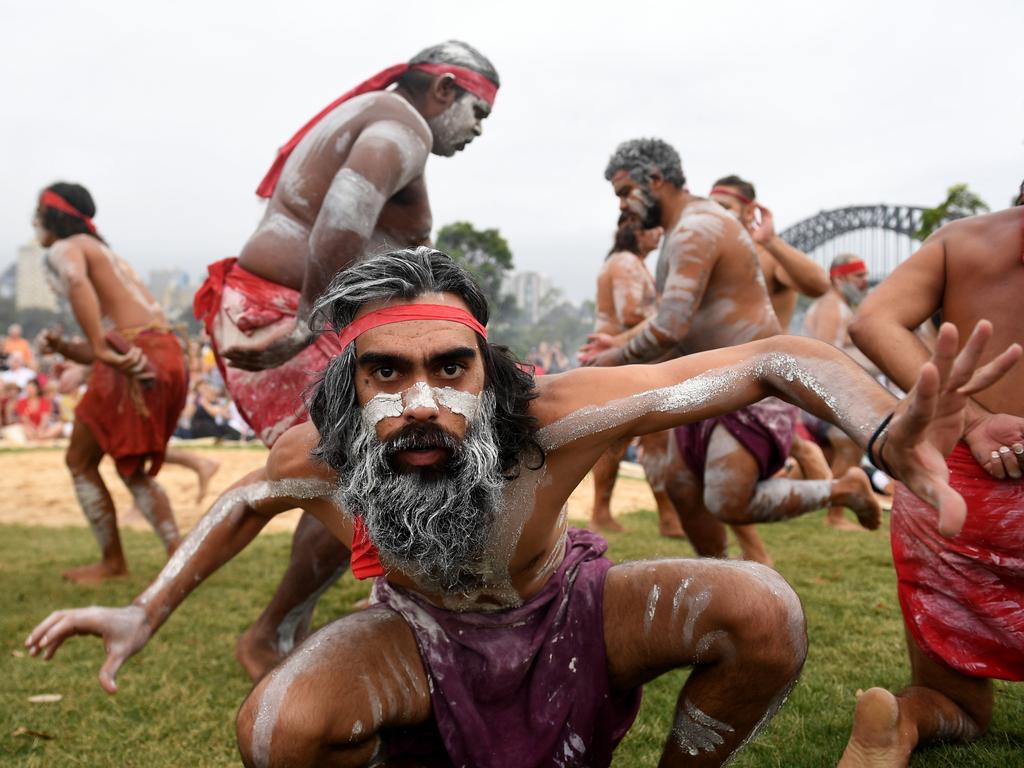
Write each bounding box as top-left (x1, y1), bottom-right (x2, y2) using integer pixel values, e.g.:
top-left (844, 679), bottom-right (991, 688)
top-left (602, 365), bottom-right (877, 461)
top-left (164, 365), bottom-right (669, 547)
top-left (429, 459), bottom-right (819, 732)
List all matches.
top-left (940, 208), bottom-right (1020, 264)
top-left (361, 91), bottom-right (432, 144)
top-left (266, 422), bottom-right (336, 483)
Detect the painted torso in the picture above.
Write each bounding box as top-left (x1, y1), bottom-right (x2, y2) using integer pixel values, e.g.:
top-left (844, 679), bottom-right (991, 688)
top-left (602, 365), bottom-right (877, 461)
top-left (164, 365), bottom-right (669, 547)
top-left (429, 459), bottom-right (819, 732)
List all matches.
top-left (594, 251), bottom-right (657, 335)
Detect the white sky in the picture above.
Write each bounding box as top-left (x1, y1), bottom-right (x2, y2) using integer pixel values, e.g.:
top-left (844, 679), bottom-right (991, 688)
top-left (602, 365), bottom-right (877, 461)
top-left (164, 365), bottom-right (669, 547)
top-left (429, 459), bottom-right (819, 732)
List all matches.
top-left (2, 0), bottom-right (1021, 302)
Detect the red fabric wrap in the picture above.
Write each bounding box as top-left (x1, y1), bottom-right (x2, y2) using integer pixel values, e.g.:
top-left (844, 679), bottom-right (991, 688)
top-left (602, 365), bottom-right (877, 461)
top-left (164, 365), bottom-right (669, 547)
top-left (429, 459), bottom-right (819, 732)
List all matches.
top-left (891, 442), bottom-right (1024, 681)
top-left (39, 190), bottom-right (97, 233)
top-left (193, 258), bottom-right (345, 447)
top-left (351, 515), bottom-right (385, 580)
top-left (710, 186), bottom-right (754, 206)
top-left (829, 259), bottom-right (868, 279)
top-left (75, 330), bottom-right (187, 477)
top-left (339, 304), bottom-right (487, 350)
top-left (256, 62), bottom-right (498, 197)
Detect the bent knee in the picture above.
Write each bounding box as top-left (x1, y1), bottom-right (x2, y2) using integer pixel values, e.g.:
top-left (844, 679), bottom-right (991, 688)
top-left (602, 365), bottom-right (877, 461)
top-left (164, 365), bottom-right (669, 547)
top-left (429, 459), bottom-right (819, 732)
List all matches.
top-left (728, 564), bottom-right (807, 675)
top-left (703, 490), bottom-right (753, 524)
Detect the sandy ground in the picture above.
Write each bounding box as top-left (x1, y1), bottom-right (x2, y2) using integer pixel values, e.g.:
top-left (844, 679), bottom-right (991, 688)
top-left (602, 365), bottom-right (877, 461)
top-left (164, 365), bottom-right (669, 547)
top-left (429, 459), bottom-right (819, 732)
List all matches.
top-left (0, 444), bottom-right (658, 534)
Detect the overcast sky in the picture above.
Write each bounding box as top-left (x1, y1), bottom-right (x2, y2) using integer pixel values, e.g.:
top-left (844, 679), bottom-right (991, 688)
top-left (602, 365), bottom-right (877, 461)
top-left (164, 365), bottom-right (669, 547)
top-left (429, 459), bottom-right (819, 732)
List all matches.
top-left (2, 0), bottom-right (1021, 302)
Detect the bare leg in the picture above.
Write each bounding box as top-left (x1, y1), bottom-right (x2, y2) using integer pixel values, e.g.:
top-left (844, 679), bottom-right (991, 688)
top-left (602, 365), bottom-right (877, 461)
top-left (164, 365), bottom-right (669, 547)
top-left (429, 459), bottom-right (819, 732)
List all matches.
top-left (237, 607), bottom-right (432, 767)
top-left (122, 470), bottom-right (181, 555)
top-left (825, 429), bottom-right (868, 530)
top-left (640, 431), bottom-right (686, 538)
top-left (63, 420), bottom-right (127, 584)
top-left (591, 437), bottom-right (628, 533)
top-left (604, 558), bottom-right (807, 766)
top-left (665, 432), bottom-right (727, 558)
top-left (164, 447), bottom-right (221, 504)
top-left (727, 524), bottom-right (772, 566)
top-left (789, 433), bottom-right (832, 481)
top-left (237, 511), bottom-right (351, 681)
top-left (839, 630), bottom-right (992, 767)
top-left (704, 428), bottom-right (881, 531)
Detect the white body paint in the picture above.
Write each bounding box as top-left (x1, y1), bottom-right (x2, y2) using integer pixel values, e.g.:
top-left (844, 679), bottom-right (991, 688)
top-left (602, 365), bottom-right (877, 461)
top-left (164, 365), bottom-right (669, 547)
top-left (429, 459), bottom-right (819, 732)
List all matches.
top-left (320, 169), bottom-right (386, 239)
top-left (672, 698), bottom-right (735, 757)
top-left (362, 383), bottom-right (482, 428)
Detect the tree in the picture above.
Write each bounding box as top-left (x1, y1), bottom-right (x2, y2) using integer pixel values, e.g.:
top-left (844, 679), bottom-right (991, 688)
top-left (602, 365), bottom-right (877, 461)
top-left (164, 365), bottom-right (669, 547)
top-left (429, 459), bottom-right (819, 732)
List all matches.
top-left (914, 183), bottom-right (989, 241)
top-left (435, 222), bottom-right (513, 306)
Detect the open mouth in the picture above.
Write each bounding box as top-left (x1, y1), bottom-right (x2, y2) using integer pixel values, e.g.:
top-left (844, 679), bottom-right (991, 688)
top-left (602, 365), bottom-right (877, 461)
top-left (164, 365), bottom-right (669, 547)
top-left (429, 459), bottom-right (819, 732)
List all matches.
top-left (396, 447), bottom-right (450, 467)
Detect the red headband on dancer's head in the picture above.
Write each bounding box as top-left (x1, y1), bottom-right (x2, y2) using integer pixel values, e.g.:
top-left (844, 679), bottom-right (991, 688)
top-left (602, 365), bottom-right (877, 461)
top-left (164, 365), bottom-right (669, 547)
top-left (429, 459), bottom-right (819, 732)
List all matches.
top-left (338, 303), bottom-right (488, 351)
top-left (38, 190), bottom-right (97, 234)
top-left (830, 259), bottom-right (868, 279)
top-left (256, 62), bottom-right (499, 198)
top-left (710, 186), bottom-right (755, 206)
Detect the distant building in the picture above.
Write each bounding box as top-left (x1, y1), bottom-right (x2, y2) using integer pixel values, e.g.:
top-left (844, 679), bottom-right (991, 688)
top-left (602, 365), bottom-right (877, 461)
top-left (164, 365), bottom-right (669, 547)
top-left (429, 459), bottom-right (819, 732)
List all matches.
top-left (504, 270), bottom-right (552, 324)
top-left (148, 268), bottom-right (196, 322)
top-left (15, 243), bottom-right (57, 312)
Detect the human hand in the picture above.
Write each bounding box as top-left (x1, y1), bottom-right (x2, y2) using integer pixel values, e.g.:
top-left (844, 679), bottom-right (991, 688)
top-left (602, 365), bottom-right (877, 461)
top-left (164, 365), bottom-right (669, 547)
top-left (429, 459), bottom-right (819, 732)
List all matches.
top-left (963, 412), bottom-right (1024, 480)
top-left (94, 345), bottom-right (155, 383)
top-left (25, 605), bottom-right (152, 694)
top-left (37, 327), bottom-right (64, 355)
top-left (222, 323), bottom-right (313, 371)
top-left (578, 333), bottom-right (617, 366)
top-left (750, 204), bottom-right (775, 245)
top-left (881, 321), bottom-right (1022, 536)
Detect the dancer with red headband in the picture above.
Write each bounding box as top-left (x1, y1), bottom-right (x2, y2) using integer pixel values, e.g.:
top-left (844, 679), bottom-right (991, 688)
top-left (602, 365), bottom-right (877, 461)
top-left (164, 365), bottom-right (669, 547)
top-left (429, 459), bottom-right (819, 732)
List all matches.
top-left (27, 247), bottom-right (1021, 767)
top-left (32, 182), bottom-right (188, 584)
top-left (803, 253), bottom-right (883, 530)
top-left (581, 140), bottom-right (880, 560)
top-left (838, 199), bottom-right (1024, 767)
top-left (191, 40), bottom-right (500, 678)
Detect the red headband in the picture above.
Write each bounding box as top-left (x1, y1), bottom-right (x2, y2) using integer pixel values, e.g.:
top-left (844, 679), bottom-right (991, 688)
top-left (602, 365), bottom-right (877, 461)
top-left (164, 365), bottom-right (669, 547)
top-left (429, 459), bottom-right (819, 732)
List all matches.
top-left (338, 304), bottom-right (487, 350)
top-left (830, 259), bottom-right (868, 279)
top-left (710, 186), bottom-right (754, 206)
top-left (39, 190), bottom-right (97, 233)
top-left (256, 62), bottom-right (499, 198)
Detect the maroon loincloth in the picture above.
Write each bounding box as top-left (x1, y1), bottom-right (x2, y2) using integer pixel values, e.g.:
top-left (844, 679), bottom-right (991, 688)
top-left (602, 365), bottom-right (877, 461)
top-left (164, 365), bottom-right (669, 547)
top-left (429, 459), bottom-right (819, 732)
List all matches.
top-left (371, 527), bottom-right (642, 767)
top-left (75, 329), bottom-right (187, 477)
top-left (674, 397), bottom-right (797, 481)
top-left (891, 442), bottom-right (1024, 681)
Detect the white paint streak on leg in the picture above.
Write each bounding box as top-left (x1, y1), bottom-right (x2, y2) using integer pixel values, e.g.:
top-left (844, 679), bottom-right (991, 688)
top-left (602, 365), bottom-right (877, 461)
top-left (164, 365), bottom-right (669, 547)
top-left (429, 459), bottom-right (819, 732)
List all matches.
top-left (644, 583), bottom-right (662, 637)
top-left (73, 475), bottom-right (113, 551)
top-left (682, 587), bottom-right (712, 650)
top-left (672, 698), bottom-right (735, 756)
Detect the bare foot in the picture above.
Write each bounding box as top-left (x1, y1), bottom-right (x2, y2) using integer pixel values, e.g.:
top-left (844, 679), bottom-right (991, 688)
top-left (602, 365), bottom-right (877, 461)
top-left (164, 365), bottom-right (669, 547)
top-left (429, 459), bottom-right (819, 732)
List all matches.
top-left (831, 468), bottom-right (882, 530)
top-left (235, 625), bottom-right (285, 682)
top-left (826, 508), bottom-right (867, 532)
top-left (838, 687), bottom-right (914, 767)
top-left (196, 457), bottom-right (221, 504)
top-left (62, 561), bottom-right (128, 585)
top-left (590, 515), bottom-right (625, 533)
top-left (656, 506), bottom-right (686, 538)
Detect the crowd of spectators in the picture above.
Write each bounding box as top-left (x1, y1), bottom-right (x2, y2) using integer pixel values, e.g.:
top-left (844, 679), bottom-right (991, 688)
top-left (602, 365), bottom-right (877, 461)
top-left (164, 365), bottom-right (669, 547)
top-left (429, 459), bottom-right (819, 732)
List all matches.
top-left (526, 340), bottom-right (573, 375)
top-left (0, 323), bottom-right (254, 446)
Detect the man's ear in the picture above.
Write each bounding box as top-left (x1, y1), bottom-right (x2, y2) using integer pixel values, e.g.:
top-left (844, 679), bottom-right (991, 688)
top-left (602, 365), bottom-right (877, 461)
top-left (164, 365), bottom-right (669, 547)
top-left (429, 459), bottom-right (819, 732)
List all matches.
top-left (647, 170), bottom-right (665, 192)
top-left (429, 74), bottom-right (459, 109)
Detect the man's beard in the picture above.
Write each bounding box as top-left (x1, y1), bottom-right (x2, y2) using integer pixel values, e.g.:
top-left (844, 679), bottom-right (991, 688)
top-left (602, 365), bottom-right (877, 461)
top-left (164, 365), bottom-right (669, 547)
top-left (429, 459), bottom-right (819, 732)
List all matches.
top-left (628, 184), bottom-right (662, 229)
top-left (839, 281), bottom-right (868, 307)
top-left (338, 390), bottom-right (504, 593)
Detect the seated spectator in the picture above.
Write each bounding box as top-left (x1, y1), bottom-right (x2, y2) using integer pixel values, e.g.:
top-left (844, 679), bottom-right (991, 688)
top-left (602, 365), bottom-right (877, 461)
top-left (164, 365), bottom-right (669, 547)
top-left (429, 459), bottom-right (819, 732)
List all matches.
top-left (1, 382), bottom-right (21, 426)
top-left (15, 379), bottom-right (62, 442)
top-left (1, 353), bottom-right (36, 390)
top-left (2, 324), bottom-right (35, 368)
top-left (189, 382), bottom-right (241, 441)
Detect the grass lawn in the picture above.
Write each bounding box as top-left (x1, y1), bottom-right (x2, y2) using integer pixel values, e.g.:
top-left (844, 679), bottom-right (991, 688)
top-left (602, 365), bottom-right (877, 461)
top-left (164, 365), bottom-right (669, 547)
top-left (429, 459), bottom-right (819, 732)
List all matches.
top-left (2, 499), bottom-right (1022, 766)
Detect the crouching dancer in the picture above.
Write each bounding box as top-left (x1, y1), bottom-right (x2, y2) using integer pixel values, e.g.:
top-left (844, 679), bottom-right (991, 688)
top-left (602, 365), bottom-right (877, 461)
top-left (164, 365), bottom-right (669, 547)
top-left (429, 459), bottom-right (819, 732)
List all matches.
top-left (28, 249), bottom-right (1019, 767)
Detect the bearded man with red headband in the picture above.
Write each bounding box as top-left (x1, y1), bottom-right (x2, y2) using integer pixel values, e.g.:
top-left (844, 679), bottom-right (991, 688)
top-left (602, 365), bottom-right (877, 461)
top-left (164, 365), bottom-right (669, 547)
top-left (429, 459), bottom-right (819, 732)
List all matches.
top-left (191, 40), bottom-right (499, 677)
top-left (27, 247), bottom-right (1020, 766)
top-left (581, 140), bottom-right (880, 563)
top-left (32, 182), bottom-right (188, 583)
top-left (803, 253), bottom-right (882, 530)
top-left (838, 198), bottom-right (1024, 767)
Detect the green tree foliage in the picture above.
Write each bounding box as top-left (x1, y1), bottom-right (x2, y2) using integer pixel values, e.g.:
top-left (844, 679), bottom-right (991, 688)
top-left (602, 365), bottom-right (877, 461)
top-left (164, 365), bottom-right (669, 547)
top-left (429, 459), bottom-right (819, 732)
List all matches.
top-left (914, 183), bottom-right (990, 241)
top-left (435, 222), bottom-right (513, 306)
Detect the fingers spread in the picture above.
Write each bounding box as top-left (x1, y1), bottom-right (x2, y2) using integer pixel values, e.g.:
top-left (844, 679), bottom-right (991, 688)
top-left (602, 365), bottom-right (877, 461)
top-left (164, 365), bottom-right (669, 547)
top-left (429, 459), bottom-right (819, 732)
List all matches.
top-left (902, 362), bottom-right (940, 438)
top-left (957, 344), bottom-right (1023, 396)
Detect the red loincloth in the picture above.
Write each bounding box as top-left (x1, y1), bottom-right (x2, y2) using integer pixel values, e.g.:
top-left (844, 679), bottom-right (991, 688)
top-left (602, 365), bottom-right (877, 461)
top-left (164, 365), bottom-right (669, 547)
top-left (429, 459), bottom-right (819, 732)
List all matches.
top-left (891, 442), bottom-right (1024, 681)
top-left (75, 329), bottom-right (187, 477)
top-left (675, 397), bottom-right (797, 481)
top-left (193, 258), bottom-right (344, 447)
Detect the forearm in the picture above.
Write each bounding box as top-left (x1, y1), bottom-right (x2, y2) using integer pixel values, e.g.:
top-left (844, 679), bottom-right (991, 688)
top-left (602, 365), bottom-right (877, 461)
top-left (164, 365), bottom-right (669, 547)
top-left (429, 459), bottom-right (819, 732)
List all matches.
top-left (764, 238), bottom-right (829, 297)
top-left (55, 337), bottom-right (95, 364)
top-left (66, 281), bottom-right (108, 354)
top-left (849, 314), bottom-right (931, 394)
top-left (622, 320), bottom-right (679, 363)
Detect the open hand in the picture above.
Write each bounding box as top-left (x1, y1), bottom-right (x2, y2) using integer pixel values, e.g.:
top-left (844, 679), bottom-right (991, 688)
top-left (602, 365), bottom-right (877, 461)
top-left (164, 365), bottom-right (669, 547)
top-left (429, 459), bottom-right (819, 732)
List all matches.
top-left (25, 605), bottom-right (152, 694)
top-left (578, 333), bottom-right (617, 366)
top-left (222, 324), bottom-right (313, 371)
top-left (749, 204), bottom-right (776, 245)
top-left (882, 321), bottom-right (1022, 536)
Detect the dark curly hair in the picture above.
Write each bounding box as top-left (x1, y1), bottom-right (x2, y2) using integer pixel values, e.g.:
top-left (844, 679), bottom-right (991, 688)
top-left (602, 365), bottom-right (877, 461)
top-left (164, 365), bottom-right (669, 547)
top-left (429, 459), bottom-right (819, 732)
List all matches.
top-left (605, 138), bottom-right (686, 188)
top-left (308, 247), bottom-right (542, 478)
top-left (609, 212), bottom-right (640, 257)
top-left (38, 182), bottom-right (106, 243)
top-left (713, 174), bottom-right (757, 202)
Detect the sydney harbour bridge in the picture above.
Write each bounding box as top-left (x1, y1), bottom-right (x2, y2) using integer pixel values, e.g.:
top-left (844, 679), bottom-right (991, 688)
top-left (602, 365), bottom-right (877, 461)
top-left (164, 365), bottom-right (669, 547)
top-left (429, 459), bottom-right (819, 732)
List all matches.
top-left (778, 204), bottom-right (949, 278)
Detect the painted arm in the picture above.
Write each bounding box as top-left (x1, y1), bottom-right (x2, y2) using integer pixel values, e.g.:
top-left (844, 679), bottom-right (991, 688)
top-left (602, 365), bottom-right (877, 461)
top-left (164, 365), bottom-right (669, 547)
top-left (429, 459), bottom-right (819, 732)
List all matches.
top-left (223, 118), bottom-right (430, 371)
top-left (581, 223), bottom-right (717, 366)
top-left (542, 325), bottom-right (1020, 536)
top-left (850, 236), bottom-right (1024, 478)
top-left (611, 260), bottom-right (654, 328)
top-left (752, 205), bottom-right (829, 297)
top-left (25, 427), bottom-right (341, 693)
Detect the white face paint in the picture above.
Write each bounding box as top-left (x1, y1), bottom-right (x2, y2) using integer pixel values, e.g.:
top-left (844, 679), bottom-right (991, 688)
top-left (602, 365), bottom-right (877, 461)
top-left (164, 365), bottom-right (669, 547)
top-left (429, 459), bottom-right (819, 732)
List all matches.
top-left (427, 94), bottom-right (486, 156)
top-left (361, 383), bottom-right (482, 428)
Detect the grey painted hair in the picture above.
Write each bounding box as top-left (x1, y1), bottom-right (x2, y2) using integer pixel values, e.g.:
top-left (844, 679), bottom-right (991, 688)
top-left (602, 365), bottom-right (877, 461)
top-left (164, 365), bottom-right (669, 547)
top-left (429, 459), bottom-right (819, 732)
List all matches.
top-left (605, 138), bottom-right (686, 188)
top-left (398, 40), bottom-right (500, 93)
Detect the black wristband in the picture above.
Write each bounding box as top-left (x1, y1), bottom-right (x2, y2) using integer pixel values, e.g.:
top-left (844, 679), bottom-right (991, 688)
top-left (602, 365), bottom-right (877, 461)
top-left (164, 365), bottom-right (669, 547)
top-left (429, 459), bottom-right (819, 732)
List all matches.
top-left (867, 412), bottom-right (895, 474)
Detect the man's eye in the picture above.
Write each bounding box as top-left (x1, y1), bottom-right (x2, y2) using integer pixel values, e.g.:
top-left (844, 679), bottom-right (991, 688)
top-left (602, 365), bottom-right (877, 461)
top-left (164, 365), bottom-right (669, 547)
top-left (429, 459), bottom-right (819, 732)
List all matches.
top-left (438, 363), bottom-right (464, 379)
top-left (374, 367), bottom-right (396, 381)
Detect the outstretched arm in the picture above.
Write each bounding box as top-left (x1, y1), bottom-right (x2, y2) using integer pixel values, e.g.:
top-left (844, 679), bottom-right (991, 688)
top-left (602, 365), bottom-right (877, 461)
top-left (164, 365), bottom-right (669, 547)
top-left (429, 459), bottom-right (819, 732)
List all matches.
top-left (25, 427), bottom-right (341, 693)
top-left (541, 324), bottom-right (1020, 536)
top-left (752, 205), bottom-right (829, 298)
top-left (224, 117), bottom-right (430, 371)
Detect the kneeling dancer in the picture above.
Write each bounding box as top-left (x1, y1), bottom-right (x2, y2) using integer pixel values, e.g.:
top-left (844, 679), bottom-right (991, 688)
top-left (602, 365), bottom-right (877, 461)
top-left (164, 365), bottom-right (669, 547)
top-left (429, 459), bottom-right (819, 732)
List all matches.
top-left (28, 248), bottom-right (1018, 766)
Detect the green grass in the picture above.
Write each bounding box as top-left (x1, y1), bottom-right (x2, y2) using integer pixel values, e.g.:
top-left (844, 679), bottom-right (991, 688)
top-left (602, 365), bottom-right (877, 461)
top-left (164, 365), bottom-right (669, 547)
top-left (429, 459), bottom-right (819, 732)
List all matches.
top-left (2, 509), bottom-right (1022, 766)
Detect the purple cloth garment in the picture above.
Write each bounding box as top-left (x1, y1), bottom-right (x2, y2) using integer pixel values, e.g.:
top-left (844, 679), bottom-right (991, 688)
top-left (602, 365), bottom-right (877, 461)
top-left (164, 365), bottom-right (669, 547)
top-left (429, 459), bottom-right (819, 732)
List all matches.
top-left (675, 397), bottom-right (797, 481)
top-left (372, 527), bottom-right (642, 768)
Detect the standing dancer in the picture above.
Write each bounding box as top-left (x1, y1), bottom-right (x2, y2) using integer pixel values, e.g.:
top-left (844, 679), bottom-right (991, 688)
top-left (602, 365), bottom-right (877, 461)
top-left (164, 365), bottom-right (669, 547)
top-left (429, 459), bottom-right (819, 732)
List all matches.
top-left (34, 182), bottom-right (188, 583)
top-left (191, 40), bottom-right (500, 677)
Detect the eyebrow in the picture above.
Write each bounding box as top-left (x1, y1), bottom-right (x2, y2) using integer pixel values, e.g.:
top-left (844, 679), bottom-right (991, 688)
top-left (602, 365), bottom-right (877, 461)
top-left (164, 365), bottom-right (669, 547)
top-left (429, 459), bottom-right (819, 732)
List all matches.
top-left (357, 346), bottom-right (478, 368)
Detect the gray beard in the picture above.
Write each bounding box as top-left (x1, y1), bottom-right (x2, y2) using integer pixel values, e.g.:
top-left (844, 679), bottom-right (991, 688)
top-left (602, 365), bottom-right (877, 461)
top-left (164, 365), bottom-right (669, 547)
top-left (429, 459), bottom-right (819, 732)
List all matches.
top-left (839, 281), bottom-right (868, 307)
top-left (338, 391), bottom-right (504, 593)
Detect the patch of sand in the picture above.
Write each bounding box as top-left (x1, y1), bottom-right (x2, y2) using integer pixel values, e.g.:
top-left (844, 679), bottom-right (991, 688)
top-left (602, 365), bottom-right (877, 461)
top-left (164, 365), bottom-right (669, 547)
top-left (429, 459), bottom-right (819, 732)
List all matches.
top-left (0, 448), bottom-right (658, 534)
